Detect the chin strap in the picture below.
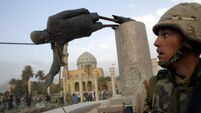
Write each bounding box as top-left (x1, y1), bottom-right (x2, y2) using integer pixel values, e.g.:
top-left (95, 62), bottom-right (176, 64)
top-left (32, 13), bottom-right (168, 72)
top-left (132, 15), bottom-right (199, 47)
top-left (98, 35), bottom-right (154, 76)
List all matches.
top-left (159, 49), bottom-right (183, 68)
top-left (159, 39), bottom-right (195, 68)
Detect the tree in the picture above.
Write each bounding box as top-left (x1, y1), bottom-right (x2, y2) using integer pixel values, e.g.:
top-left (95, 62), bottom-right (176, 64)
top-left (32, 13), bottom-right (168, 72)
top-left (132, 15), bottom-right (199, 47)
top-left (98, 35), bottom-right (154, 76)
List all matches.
top-left (9, 78), bottom-right (16, 85)
top-left (35, 70), bottom-right (45, 82)
top-left (105, 76), bottom-right (111, 81)
top-left (14, 80), bottom-right (25, 96)
top-left (9, 78), bottom-right (16, 93)
top-left (9, 79), bottom-right (24, 96)
top-left (21, 65), bottom-right (34, 93)
top-left (21, 65), bottom-right (34, 81)
top-left (98, 77), bottom-right (108, 91)
top-left (34, 70), bottom-right (45, 94)
top-left (50, 83), bottom-right (61, 94)
top-left (31, 81), bottom-right (43, 95)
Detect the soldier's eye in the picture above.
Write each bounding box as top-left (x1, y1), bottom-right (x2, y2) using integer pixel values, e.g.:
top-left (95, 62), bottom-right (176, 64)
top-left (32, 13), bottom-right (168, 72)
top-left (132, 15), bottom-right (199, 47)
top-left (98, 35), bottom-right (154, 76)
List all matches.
top-left (164, 34), bottom-right (169, 38)
top-left (159, 30), bottom-right (171, 39)
top-left (160, 32), bottom-right (169, 39)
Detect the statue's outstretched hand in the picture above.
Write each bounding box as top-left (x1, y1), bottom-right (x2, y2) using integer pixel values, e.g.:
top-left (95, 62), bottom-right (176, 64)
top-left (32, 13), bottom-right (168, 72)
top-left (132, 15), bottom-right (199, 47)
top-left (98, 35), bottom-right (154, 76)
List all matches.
top-left (31, 8), bottom-right (103, 45)
top-left (112, 15), bottom-right (135, 24)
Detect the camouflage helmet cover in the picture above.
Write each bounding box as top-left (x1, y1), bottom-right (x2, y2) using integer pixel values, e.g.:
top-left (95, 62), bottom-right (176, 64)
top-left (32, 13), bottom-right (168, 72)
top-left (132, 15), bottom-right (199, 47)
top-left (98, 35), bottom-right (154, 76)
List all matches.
top-left (153, 3), bottom-right (201, 43)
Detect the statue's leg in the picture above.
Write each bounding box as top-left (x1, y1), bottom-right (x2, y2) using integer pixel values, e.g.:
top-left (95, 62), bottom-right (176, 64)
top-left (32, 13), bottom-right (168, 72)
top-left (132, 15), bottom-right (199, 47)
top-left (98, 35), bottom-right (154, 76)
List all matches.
top-left (43, 44), bottom-right (64, 89)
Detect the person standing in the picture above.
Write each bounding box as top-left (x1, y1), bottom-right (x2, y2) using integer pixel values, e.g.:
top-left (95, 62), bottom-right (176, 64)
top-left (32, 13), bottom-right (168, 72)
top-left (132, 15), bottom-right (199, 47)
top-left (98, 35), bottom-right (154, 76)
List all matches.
top-left (8, 93), bottom-right (14, 110)
top-left (2, 91), bottom-right (9, 113)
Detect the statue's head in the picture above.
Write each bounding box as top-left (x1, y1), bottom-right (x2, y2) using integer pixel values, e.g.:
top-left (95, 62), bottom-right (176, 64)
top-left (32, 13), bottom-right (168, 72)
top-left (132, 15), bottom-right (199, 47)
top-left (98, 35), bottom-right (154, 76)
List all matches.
top-left (30, 30), bottom-right (50, 44)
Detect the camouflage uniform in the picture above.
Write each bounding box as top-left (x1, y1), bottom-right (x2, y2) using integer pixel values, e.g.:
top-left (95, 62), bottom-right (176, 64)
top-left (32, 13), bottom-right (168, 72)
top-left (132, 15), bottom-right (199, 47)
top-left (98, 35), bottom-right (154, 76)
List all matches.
top-left (151, 60), bottom-right (201, 113)
top-left (148, 3), bottom-right (201, 113)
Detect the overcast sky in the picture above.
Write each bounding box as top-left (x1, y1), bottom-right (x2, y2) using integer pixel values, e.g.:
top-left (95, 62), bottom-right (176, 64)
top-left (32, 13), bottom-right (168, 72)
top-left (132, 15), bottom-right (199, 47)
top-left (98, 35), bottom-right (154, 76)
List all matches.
top-left (0, 0), bottom-right (200, 86)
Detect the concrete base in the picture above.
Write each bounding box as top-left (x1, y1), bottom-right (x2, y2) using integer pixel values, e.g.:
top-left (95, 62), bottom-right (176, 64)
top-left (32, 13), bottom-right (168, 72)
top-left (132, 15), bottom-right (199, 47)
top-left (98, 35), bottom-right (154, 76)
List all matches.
top-left (96, 95), bottom-right (134, 113)
top-left (98, 105), bottom-right (123, 113)
top-left (43, 101), bottom-right (102, 113)
top-left (44, 95), bottom-right (135, 113)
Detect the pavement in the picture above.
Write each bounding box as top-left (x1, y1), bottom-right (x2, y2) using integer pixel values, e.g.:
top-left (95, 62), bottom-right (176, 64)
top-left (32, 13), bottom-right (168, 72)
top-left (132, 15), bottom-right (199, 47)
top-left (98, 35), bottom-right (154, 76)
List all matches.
top-left (43, 100), bottom-right (106, 113)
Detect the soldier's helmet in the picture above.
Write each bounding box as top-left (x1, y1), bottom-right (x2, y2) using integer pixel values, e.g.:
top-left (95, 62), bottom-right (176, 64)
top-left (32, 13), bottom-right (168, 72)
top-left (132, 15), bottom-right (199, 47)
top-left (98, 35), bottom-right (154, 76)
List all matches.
top-left (153, 3), bottom-right (201, 44)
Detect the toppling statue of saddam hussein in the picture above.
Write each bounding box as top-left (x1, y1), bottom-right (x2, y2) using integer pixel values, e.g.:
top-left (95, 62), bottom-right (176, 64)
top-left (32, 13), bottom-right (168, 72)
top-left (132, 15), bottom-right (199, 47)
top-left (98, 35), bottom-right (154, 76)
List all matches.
top-left (30, 8), bottom-right (134, 89)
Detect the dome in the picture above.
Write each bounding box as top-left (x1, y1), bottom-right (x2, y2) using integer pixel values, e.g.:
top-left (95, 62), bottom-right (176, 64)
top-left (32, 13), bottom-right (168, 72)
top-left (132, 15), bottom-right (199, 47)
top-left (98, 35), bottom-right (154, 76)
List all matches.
top-left (77, 52), bottom-right (97, 69)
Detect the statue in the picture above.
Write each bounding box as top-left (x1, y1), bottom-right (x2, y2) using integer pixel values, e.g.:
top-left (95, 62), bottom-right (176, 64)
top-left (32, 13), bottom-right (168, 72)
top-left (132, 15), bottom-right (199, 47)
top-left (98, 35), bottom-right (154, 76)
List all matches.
top-left (30, 8), bottom-right (134, 89)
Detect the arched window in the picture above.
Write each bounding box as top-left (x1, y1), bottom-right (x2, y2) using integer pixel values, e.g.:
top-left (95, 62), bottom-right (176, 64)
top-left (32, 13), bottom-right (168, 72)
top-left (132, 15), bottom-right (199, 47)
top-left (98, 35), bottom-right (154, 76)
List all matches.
top-left (75, 82), bottom-right (79, 92)
top-left (87, 81), bottom-right (92, 91)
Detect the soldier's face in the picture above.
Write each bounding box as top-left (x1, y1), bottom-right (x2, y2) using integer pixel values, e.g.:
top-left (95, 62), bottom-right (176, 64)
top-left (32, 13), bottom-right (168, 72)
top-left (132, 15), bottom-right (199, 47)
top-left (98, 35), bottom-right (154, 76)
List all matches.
top-left (154, 28), bottom-right (184, 65)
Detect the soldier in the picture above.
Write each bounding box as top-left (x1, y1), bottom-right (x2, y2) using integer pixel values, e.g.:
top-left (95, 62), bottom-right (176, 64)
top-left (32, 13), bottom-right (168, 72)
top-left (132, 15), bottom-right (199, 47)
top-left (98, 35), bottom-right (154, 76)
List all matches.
top-left (134, 2), bottom-right (201, 113)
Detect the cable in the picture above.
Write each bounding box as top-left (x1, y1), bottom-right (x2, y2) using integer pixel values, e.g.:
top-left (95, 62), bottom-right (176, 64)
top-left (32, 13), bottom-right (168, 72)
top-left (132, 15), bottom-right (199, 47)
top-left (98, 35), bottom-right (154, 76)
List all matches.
top-left (0, 42), bottom-right (35, 45)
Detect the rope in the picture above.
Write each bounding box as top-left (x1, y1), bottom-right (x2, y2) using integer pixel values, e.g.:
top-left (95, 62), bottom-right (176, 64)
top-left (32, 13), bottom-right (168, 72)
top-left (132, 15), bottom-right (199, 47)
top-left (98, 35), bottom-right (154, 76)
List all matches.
top-left (54, 42), bottom-right (67, 113)
top-left (58, 67), bottom-right (67, 113)
top-left (0, 42), bottom-right (35, 45)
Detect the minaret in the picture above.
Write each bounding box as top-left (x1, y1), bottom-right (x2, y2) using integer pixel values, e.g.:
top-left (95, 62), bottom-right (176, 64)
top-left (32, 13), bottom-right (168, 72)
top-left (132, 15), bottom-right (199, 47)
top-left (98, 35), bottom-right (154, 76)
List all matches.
top-left (109, 65), bottom-right (116, 97)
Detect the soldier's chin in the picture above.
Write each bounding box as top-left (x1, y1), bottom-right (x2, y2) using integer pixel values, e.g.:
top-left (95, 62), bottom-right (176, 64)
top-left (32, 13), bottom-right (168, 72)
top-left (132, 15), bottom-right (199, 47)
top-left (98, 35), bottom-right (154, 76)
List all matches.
top-left (158, 61), bottom-right (171, 68)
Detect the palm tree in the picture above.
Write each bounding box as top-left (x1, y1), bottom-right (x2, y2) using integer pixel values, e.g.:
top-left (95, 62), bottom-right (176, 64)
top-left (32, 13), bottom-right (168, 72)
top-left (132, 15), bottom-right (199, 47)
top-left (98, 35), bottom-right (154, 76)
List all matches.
top-left (9, 78), bottom-right (16, 93)
top-left (21, 65), bottom-right (34, 93)
top-left (35, 70), bottom-right (45, 94)
top-left (35, 70), bottom-right (45, 82)
top-left (11, 80), bottom-right (24, 96)
top-left (9, 78), bottom-right (16, 85)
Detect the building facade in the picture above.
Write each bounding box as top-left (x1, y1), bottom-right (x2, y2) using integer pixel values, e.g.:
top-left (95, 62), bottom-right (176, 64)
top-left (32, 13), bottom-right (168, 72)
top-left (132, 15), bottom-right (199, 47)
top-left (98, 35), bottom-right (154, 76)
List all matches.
top-left (62, 51), bottom-right (104, 101)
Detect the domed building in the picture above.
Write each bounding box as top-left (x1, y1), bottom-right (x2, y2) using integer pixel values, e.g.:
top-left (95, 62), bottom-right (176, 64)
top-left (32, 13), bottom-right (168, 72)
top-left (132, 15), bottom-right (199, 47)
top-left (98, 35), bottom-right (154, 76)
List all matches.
top-left (62, 51), bottom-right (104, 101)
top-left (77, 52), bottom-right (97, 70)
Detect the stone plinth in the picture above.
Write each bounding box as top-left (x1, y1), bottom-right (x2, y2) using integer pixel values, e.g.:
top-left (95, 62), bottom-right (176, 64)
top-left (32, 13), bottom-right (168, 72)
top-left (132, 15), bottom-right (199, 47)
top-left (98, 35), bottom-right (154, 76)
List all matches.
top-left (97, 105), bottom-right (123, 113)
top-left (115, 21), bottom-right (153, 95)
top-left (97, 95), bottom-right (134, 113)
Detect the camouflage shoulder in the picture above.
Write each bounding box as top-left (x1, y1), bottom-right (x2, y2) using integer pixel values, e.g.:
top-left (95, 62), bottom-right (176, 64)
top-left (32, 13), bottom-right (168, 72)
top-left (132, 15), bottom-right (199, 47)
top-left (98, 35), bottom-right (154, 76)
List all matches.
top-left (157, 69), bottom-right (168, 80)
top-left (147, 69), bottom-right (168, 85)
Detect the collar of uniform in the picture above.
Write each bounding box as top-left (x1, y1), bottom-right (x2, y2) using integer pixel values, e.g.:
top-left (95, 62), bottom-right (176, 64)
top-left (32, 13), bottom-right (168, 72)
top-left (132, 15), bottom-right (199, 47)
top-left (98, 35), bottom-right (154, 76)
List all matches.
top-left (188, 58), bottom-right (201, 87)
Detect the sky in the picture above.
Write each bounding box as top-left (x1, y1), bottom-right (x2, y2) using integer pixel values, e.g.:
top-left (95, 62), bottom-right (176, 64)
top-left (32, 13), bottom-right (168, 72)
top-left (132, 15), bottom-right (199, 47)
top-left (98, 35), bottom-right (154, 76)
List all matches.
top-left (0, 0), bottom-right (200, 87)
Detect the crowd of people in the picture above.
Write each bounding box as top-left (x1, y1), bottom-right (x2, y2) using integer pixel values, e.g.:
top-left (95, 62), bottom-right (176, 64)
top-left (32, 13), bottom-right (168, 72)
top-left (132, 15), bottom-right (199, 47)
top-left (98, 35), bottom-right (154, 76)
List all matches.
top-left (0, 89), bottom-right (114, 113)
top-left (0, 91), bottom-right (33, 112)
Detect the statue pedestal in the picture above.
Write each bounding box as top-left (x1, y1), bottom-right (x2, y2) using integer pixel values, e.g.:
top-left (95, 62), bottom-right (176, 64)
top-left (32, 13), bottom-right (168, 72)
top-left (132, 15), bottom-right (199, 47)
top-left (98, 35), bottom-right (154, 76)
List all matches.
top-left (115, 21), bottom-right (153, 96)
top-left (97, 95), bottom-right (135, 113)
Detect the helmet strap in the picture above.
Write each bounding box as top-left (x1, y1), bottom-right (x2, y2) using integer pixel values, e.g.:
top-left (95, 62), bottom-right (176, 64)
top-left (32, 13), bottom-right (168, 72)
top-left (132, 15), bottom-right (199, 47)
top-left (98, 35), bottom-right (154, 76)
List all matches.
top-left (159, 39), bottom-right (194, 68)
top-left (159, 48), bottom-right (183, 68)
